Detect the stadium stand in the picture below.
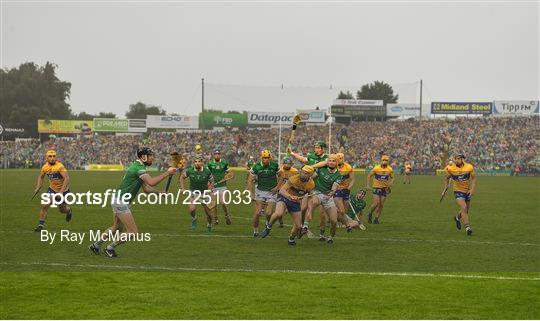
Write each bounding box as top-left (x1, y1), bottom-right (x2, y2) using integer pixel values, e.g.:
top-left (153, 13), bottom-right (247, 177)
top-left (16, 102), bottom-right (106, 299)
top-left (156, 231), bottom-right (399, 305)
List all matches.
top-left (1, 116), bottom-right (538, 174)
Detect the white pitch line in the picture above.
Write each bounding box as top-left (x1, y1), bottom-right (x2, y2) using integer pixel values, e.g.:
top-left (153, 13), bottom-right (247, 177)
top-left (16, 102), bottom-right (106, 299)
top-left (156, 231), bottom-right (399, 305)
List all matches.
top-left (0, 262), bottom-right (538, 281)
top-left (2, 229), bottom-right (539, 247)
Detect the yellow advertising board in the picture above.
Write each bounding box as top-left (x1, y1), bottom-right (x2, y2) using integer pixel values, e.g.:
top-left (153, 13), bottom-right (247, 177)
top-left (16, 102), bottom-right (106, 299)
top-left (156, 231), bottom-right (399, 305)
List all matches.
top-left (38, 120), bottom-right (94, 134)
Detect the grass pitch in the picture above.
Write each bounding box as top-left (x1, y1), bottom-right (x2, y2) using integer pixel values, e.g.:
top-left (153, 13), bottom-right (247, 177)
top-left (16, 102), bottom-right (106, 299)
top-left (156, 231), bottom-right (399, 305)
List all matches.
top-left (0, 170), bottom-right (539, 319)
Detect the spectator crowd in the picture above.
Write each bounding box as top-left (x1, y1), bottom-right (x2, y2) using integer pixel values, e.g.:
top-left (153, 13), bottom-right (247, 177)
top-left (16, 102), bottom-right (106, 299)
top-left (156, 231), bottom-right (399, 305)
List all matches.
top-left (1, 116), bottom-right (538, 174)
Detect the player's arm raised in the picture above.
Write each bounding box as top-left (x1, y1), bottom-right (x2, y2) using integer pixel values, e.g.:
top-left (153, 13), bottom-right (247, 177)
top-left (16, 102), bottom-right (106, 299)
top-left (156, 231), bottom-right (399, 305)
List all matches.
top-left (141, 167), bottom-right (176, 187)
top-left (312, 160), bottom-right (328, 168)
top-left (287, 147), bottom-right (308, 164)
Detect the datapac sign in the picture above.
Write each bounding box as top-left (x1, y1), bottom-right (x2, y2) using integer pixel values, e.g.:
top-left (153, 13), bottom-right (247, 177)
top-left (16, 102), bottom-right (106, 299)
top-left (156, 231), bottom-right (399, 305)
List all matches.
top-left (493, 100), bottom-right (539, 115)
top-left (248, 112), bottom-right (295, 125)
top-left (431, 102), bottom-right (492, 114)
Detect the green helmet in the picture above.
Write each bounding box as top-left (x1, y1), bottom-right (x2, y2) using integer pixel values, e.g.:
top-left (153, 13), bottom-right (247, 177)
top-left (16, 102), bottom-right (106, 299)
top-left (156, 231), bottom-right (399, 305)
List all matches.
top-left (282, 156), bottom-right (293, 164)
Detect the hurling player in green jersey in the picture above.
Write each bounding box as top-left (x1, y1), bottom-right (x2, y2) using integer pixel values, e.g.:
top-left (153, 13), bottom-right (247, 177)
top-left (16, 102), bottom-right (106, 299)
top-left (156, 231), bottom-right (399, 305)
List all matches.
top-left (288, 140), bottom-right (329, 239)
top-left (207, 148), bottom-right (233, 225)
top-left (247, 150), bottom-right (280, 237)
top-left (89, 148), bottom-right (176, 258)
top-left (179, 156), bottom-right (215, 232)
top-left (304, 154), bottom-right (343, 244)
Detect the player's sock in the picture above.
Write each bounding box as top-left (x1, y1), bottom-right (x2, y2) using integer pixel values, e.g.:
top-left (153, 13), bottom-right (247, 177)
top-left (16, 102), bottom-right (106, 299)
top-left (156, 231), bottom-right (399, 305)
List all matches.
top-left (303, 222), bottom-right (309, 228)
top-left (320, 229), bottom-right (325, 236)
top-left (38, 220), bottom-right (45, 226)
top-left (93, 239), bottom-right (105, 247)
top-left (106, 242), bottom-right (118, 250)
top-left (266, 222), bottom-right (272, 229)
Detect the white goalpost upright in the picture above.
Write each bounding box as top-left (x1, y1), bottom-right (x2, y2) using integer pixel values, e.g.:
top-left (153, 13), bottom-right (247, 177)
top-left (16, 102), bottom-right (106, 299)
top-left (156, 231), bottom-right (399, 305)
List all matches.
top-left (327, 109), bottom-right (332, 154)
top-left (278, 112), bottom-right (283, 163)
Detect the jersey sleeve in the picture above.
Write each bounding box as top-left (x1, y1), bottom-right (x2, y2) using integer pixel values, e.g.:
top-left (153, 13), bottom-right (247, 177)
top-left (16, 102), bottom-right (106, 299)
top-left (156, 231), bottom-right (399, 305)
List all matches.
top-left (224, 162), bottom-right (229, 172)
top-left (306, 180), bottom-right (315, 193)
top-left (249, 165), bottom-right (258, 175)
top-left (40, 165), bottom-right (47, 175)
top-left (57, 163), bottom-right (67, 172)
top-left (137, 167), bottom-right (148, 178)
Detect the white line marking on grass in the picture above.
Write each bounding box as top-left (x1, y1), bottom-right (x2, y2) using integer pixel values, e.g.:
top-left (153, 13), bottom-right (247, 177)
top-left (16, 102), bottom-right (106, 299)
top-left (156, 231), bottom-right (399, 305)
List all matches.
top-left (0, 262), bottom-right (538, 281)
top-left (2, 229), bottom-right (539, 247)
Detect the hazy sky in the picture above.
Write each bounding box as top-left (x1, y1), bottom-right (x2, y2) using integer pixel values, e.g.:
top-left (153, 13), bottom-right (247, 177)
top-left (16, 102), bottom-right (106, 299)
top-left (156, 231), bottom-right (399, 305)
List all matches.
top-left (2, 1), bottom-right (539, 116)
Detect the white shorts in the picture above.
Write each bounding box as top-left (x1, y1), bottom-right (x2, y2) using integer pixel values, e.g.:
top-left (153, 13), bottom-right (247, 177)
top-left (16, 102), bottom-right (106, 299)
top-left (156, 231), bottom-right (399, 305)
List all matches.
top-left (255, 188), bottom-right (277, 203)
top-left (111, 199), bottom-right (131, 215)
top-left (214, 186), bottom-right (228, 195)
top-left (313, 191), bottom-right (336, 209)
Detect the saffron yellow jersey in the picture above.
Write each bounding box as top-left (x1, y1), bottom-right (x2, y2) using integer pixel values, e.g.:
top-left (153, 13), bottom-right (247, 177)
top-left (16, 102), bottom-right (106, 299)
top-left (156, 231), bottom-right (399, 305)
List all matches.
top-left (404, 163), bottom-right (412, 174)
top-left (371, 165), bottom-right (394, 189)
top-left (337, 162), bottom-right (353, 189)
top-left (445, 162), bottom-right (475, 193)
top-left (285, 174), bottom-right (315, 198)
top-left (278, 166), bottom-right (299, 181)
top-left (40, 161), bottom-right (68, 192)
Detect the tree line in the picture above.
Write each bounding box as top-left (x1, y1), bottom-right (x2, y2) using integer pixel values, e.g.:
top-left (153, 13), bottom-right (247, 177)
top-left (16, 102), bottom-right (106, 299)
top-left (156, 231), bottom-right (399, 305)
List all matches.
top-left (0, 62), bottom-right (166, 136)
top-left (1, 61), bottom-right (399, 137)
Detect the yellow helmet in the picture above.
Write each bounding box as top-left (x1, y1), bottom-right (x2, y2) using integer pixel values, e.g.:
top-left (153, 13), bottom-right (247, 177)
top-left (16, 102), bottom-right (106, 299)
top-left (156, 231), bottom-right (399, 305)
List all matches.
top-left (301, 165), bottom-right (315, 174)
top-left (260, 150), bottom-right (271, 158)
top-left (46, 150), bottom-right (57, 157)
top-left (381, 155), bottom-right (390, 161)
top-left (336, 152), bottom-right (345, 163)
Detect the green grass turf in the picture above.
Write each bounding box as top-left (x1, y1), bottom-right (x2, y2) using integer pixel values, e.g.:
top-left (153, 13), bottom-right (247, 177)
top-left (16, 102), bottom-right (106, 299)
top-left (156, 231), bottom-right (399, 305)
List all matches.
top-left (0, 170), bottom-right (539, 319)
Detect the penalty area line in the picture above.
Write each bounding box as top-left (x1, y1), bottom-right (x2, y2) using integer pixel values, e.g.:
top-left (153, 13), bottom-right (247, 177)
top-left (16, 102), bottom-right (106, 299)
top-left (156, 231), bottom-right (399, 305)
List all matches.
top-left (0, 262), bottom-right (539, 281)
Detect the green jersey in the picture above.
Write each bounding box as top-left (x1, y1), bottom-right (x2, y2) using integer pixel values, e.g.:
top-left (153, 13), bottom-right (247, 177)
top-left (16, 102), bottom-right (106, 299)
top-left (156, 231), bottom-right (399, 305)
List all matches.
top-left (207, 159), bottom-right (229, 188)
top-left (250, 161), bottom-right (280, 191)
top-left (347, 196), bottom-right (366, 219)
top-left (314, 166), bottom-right (342, 194)
top-left (307, 152), bottom-right (328, 165)
top-left (185, 166), bottom-right (213, 192)
top-left (118, 160), bottom-right (148, 203)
